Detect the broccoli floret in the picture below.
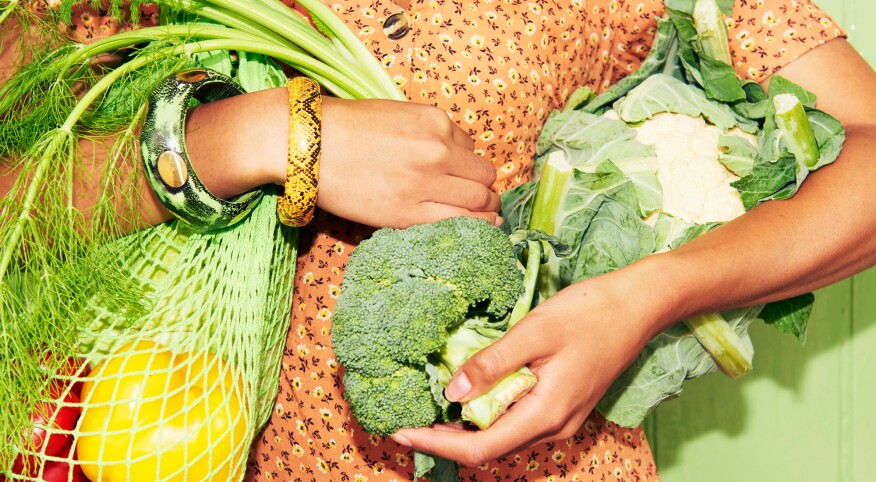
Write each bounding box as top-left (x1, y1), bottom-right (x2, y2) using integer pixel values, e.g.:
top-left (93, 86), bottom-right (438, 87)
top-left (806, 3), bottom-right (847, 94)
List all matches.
top-left (343, 367), bottom-right (440, 436)
top-left (334, 217), bottom-right (545, 436)
top-left (343, 216), bottom-right (524, 317)
top-left (333, 278), bottom-right (469, 373)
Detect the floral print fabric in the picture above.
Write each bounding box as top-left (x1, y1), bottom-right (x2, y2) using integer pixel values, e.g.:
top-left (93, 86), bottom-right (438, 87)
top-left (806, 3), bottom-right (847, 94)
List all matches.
top-left (53, 0), bottom-right (845, 481)
top-left (246, 1), bottom-right (843, 481)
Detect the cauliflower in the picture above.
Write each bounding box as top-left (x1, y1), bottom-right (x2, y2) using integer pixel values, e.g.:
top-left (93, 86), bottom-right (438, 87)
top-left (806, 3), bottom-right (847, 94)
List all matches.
top-left (622, 112), bottom-right (753, 224)
top-left (499, 0), bottom-right (842, 433)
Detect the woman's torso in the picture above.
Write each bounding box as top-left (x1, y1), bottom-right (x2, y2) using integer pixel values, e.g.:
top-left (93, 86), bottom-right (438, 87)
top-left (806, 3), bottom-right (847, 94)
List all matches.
top-left (248, 1), bottom-right (662, 481)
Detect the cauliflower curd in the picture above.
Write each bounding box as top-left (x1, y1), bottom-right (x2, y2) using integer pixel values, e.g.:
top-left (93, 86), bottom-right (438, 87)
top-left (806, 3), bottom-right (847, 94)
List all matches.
top-left (606, 111), bottom-right (754, 224)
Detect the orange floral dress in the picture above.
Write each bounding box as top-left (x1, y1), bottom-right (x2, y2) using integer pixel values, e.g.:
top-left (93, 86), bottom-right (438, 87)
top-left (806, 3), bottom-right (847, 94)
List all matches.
top-left (244, 1), bottom-right (844, 481)
top-left (52, 1), bottom-right (844, 481)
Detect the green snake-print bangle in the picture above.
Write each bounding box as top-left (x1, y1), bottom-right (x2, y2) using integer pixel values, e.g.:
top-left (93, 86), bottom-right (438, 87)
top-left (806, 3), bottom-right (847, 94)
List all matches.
top-left (140, 68), bottom-right (263, 232)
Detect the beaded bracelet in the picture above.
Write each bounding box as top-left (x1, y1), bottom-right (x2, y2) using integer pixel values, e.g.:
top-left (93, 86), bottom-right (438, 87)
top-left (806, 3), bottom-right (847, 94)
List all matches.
top-left (140, 68), bottom-right (263, 232)
top-left (276, 76), bottom-right (322, 227)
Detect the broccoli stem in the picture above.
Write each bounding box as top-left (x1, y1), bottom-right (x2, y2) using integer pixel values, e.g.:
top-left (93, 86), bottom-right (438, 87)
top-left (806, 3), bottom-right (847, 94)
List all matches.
top-left (774, 93), bottom-right (820, 169)
top-left (508, 240), bottom-right (544, 327)
top-left (443, 239), bottom-right (545, 429)
top-left (460, 366), bottom-right (537, 429)
top-left (683, 312), bottom-right (753, 378)
top-left (439, 325), bottom-right (537, 429)
top-left (693, 0), bottom-right (733, 65)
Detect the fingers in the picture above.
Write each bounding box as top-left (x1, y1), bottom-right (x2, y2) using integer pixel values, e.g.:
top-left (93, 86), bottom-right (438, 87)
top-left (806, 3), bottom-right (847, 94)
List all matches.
top-left (443, 148), bottom-right (497, 188)
top-left (448, 118), bottom-right (476, 151)
top-left (445, 315), bottom-right (552, 403)
top-left (317, 97), bottom-right (502, 228)
top-left (422, 177), bottom-right (501, 214)
top-left (391, 391), bottom-right (555, 467)
top-left (410, 107), bottom-right (494, 187)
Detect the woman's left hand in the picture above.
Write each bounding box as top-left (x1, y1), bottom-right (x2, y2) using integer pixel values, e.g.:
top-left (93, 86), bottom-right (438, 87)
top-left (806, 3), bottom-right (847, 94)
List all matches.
top-left (390, 256), bottom-right (671, 467)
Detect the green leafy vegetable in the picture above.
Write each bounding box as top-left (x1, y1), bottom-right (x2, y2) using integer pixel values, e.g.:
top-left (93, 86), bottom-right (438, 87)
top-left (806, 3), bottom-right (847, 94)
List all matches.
top-left (501, 2), bottom-right (846, 427)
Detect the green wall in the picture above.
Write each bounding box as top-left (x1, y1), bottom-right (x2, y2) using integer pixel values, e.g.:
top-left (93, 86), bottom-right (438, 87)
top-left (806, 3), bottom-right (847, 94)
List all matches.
top-left (646, 2), bottom-right (876, 480)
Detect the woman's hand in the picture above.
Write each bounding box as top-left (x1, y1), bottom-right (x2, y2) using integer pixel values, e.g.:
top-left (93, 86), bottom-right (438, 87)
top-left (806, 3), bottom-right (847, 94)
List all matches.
top-left (189, 92), bottom-right (501, 229)
top-left (390, 256), bottom-right (673, 467)
top-left (316, 97), bottom-right (501, 228)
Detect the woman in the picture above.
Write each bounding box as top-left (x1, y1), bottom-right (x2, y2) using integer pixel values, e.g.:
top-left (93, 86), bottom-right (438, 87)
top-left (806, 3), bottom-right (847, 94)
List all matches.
top-left (2, 1), bottom-right (874, 480)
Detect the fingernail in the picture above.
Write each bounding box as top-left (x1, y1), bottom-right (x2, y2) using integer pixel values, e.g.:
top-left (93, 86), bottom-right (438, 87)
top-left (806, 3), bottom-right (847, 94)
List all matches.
top-left (445, 372), bottom-right (471, 402)
top-left (391, 433), bottom-right (412, 447)
top-left (494, 216), bottom-right (504, 227)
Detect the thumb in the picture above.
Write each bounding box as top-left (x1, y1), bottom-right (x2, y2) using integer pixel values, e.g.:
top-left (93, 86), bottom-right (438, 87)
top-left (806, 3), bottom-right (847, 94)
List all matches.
top-left (444, 321), bottom-right (544, 403)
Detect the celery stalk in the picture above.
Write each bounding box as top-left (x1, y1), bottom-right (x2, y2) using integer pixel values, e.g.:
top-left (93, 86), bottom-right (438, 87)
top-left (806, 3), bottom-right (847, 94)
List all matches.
top-left (774, 93), bottom-right (820, 168)
top-left (684, 313), bottom-right (753, 378)
top-left (693, 0), bottom-right (733, 65)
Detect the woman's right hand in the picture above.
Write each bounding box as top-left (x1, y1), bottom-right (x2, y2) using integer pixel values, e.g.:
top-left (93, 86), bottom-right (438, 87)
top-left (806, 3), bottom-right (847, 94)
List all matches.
top-left (315, 97), bottom-right (501, 228)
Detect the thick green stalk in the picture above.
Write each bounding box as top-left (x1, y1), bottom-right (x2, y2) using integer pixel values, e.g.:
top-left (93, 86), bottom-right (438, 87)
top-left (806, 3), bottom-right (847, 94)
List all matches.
top-left (173, 2), bottom-right (296, 48)
top-left (60, 25), bottom-right (264, 77)
top-left (684, 312), bottom-right (753, 378)
top-left (461, 366), bottom-right (537, 429)
top-left (528, 151), bottom-right (572, 299)
top-left (65, 26), bottom-right (369, 98)
top-left (194, 0), bottom-right (385, 97)
top-left (774, 93), bottom-right (819, 168)
top-left (508, 240), bottom-right (543, 327)
top-left (528, 151), bottom-right (572, 236)
top-left (693, 0), bottom-right (732, 65)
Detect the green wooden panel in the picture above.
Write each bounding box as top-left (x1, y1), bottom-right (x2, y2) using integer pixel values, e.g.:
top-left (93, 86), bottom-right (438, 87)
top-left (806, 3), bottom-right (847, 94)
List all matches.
top-left (651, 281), bottom-right (855, 481)
top-left (647, 3), bottom-right (876, 480)
top-left (821, 0), bottom-right (876, 65)
top-left (850, 268), bottom-right (876, 481)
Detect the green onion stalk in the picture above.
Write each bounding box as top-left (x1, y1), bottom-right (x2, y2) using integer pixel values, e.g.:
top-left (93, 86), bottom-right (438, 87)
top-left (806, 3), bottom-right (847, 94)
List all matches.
top-left (0, 0), bottom-right (406, 469)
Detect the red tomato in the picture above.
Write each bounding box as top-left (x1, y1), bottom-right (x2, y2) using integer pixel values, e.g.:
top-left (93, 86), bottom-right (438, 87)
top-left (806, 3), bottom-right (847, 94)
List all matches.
top-left (11, 388), bottom-right (81, 477)
top-left (39, 443), bottom-right (88, 482)
top-left (40, 355), bottom-right (90, 396)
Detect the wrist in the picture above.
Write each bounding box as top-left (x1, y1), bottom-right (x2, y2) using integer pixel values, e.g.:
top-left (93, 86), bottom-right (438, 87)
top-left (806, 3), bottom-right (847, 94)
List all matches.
top-left (603, 252), bottom-right (691, 343)
top-left (185, 86), bottom-right (289, 197)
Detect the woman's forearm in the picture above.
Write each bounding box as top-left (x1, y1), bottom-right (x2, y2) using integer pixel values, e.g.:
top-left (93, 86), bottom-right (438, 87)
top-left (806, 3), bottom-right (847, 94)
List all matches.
top-left (626, 38), bottom-right (876, 340)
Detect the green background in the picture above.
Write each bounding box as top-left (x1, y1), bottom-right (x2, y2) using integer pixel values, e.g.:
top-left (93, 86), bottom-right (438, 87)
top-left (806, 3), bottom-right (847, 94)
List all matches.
top-left (645, 1), bottom-right (876, 480)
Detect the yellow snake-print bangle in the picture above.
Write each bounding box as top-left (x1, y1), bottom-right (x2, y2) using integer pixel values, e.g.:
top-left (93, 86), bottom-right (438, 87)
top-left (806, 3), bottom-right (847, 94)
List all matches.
top-left (277, 77), bottom-right (322, 227)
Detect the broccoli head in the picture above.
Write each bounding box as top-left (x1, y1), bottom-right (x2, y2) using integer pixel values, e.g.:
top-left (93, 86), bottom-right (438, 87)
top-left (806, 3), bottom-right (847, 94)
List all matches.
top-left (334, 216), bottom-right (542, 437)
top-left (340, 216), bottom-right (524, 317)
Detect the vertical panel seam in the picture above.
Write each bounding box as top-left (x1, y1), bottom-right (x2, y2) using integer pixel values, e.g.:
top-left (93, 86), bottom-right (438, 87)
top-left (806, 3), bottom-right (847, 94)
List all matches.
top-left (840, 273), bottom-right (855, 482)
